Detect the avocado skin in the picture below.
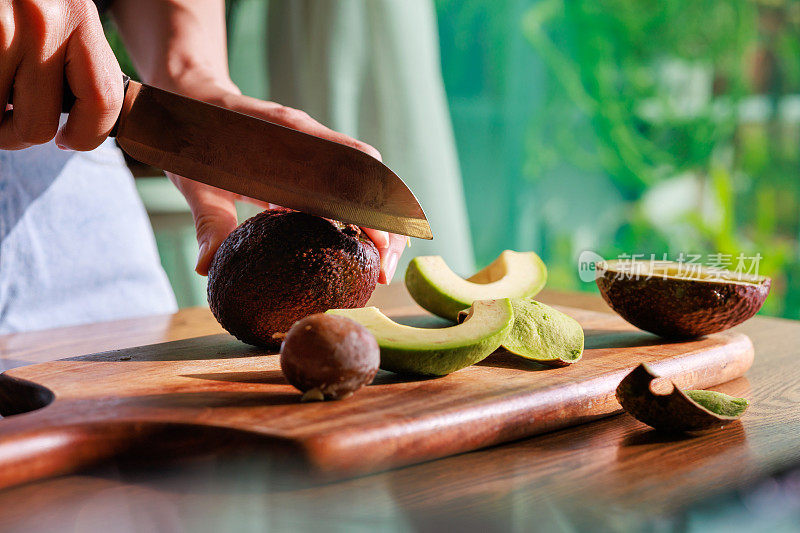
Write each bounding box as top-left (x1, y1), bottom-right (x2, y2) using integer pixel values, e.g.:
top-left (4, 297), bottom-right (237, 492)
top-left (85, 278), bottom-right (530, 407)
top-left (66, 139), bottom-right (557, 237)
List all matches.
top-left (208, 209), bottom-right (380, 348)
top-left (616, 364), bottom-right (748, 431)
top-left (596, 273), bottom-right (770, 338)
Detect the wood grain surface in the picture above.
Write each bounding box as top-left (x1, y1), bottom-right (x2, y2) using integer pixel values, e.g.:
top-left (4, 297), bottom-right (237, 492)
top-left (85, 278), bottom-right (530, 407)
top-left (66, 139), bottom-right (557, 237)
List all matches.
top-left (0, 287), bottom-right (796, 532)
top-left (0, 293), bottom-right (753, 492)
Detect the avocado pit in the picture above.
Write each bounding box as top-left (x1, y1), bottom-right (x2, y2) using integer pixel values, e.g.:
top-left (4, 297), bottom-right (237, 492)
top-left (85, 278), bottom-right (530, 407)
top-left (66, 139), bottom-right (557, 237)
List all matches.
top-left (280, 314), bottom-right (379, 401)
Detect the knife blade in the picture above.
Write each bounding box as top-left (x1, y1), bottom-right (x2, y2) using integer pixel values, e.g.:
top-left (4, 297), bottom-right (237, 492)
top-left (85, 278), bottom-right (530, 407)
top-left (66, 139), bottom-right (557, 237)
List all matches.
top-left (6, 76), bottom-right (433, 239)
top-left (114, 81), bottom-right (432, 240)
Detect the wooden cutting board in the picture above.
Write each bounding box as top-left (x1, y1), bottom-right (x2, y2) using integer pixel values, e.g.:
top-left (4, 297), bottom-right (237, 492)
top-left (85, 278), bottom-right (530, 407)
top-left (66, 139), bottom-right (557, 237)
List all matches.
top-left (0, 306), bottom-right (753, 490)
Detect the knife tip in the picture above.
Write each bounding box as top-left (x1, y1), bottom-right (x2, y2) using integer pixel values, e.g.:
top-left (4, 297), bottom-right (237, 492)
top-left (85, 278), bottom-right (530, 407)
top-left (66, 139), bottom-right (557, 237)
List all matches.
top-left (418, 227), bottom-right (434, 240)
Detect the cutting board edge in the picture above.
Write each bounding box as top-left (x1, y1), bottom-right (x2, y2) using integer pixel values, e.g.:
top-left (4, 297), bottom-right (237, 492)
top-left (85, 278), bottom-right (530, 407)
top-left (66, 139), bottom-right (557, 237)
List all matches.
top-left (0, 373), bottom-right (55, 417)
top-left (0, 324), bottom-right (757, 485)
top-left (294, 331), bottom-right (755, 476)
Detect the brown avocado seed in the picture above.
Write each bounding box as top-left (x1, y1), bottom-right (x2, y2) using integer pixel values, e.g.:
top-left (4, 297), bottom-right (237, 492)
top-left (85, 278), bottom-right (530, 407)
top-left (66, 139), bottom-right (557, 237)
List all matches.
top-left (280, 314), bottom-right (380, 401)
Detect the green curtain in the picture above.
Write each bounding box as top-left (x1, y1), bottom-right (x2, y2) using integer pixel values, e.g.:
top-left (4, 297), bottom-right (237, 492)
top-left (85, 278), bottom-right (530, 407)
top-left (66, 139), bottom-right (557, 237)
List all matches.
top-left (265, 0), bottom-right (475, 275)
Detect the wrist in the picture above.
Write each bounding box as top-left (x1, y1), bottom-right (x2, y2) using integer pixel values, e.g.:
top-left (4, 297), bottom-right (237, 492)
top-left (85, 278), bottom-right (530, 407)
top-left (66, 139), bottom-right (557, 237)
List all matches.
top-left (146, 62), bottom-right (241, 103)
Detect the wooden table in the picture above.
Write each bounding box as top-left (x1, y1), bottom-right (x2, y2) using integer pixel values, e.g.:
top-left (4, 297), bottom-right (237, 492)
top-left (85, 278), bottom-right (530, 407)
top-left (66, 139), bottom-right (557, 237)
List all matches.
top-left (0, 285), bottom-right (798, 532)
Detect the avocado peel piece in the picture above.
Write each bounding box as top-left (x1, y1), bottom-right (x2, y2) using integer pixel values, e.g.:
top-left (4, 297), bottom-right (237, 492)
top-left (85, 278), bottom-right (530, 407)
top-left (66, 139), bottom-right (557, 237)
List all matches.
top-left (616, 363), bottom-right (749, 432)
top-left (597, 259), bottom-right (770, 338)
top-left (327, 299), bottom-right (514, 376)
top-left (405, 251), bottom-right (547, 320)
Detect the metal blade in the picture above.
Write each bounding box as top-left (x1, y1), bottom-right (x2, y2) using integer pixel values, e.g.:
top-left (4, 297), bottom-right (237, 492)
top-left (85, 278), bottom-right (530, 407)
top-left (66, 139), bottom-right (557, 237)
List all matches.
top-left (115, 82), bottom-right (432, 239)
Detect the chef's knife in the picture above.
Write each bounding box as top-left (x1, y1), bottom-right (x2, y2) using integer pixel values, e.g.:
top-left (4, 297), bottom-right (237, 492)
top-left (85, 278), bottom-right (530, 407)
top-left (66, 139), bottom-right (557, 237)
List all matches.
top-left (12, 76), bottom-right (433, 239)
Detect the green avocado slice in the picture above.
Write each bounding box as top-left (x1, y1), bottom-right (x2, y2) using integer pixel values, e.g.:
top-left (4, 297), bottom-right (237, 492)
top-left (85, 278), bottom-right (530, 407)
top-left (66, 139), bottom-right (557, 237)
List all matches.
top-left (503, 298), bottom-right (584, 366)
top-left (405, 250), bottom-right (547, 320)
top-left (327, 299), bottom-right (514, 376)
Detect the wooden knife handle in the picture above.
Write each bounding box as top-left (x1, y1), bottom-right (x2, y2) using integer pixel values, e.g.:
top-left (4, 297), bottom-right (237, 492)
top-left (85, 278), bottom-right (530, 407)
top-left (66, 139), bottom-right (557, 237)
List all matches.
top-left (7, 74), bottom-right (130, 137)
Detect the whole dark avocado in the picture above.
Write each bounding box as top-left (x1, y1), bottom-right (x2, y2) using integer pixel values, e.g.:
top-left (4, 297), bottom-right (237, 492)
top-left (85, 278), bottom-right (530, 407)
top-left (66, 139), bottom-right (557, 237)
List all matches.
top-left (596, 260), bottom-right (770, 338)
top-left (207, 209), bottom-right (380, 348)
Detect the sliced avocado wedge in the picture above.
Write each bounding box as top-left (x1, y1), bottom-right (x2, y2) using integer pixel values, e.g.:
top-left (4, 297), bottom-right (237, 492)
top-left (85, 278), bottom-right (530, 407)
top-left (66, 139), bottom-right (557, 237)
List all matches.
top-left (503, 298), bottom-right (584, 366)
top-left (459, 298), bottom-right (584, 366)
top-left (405, 250), bottom-right (547, 320)
top-left (327, 299), bottom-right (514, 376)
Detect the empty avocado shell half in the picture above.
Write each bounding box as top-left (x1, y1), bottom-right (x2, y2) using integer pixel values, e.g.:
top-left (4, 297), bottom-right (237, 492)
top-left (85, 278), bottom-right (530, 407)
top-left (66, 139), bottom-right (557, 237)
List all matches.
top-left (596, 260), bottom-right (770, 338)
top-left (616, 363), bottom-right (749, 432)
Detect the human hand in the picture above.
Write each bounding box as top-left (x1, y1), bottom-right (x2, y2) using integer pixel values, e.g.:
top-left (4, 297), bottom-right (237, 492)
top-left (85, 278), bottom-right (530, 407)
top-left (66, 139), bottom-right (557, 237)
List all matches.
top-left (0, 0), bottom-right (123, 150)
top-left (167, 90), bottom-right (407, 284)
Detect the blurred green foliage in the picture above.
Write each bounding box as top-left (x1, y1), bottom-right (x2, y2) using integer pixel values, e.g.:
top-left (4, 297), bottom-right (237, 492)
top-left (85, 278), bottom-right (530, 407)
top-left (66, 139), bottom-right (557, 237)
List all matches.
top-left (104, 0), bottom-right (800, 318)
top-left (437, 0), bottom-right (800, 318)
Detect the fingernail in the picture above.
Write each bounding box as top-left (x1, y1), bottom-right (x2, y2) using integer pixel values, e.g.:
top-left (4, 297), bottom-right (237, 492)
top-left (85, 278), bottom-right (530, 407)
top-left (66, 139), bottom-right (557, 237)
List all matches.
top-left (383, 251), bottom-right (400, 284)
top-left (195, 241), bottom-right (209, 273)
top-left (56, 142), bottom-right (68, 151)
top-left (372, 230), bottom-right (390, 250)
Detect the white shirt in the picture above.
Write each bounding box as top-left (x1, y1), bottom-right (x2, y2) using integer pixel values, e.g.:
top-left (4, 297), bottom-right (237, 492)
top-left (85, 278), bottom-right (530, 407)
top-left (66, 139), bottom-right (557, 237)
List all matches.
top-left (0, 138), bottom-right (177, 335)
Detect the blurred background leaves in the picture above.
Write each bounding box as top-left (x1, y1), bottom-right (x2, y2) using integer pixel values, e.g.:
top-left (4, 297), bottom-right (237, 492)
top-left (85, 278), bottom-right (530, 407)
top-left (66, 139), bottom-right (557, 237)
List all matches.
top-left (106, 0), bottom-right (800, 318)
top-left (436, 0), bottom-right (800, 317)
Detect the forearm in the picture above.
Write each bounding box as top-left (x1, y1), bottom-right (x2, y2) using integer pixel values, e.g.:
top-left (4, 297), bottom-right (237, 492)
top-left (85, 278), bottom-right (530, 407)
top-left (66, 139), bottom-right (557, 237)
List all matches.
top-left (109, 0), bottom-right (404, 282)
top-left (110, 0), bottom-right (239, 98)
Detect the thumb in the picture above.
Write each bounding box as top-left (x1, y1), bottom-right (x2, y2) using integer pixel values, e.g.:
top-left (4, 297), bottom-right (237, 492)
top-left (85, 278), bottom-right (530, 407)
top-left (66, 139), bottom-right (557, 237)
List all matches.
top-left (168, 173), bottom-right (239, 276)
